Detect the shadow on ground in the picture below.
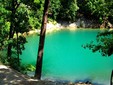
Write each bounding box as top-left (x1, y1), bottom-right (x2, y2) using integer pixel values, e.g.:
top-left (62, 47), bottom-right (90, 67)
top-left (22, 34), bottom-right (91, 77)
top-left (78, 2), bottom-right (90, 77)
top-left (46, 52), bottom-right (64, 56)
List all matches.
top-left (0, 65), bottom-right (105, 85)
top-left (0, 66), bottom-right (68, 85)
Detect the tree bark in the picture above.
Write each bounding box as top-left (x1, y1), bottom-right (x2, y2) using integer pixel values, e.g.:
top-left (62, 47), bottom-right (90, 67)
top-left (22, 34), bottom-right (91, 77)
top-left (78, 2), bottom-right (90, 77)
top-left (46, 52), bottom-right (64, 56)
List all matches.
top-left (7, 0), bottom-right (15, 59)
top-left (16, 32), bottom-right (20, 66)
top-left (35, 0), bottom-right (50, 79)
top-left (110, 70), bottom-right (113, 85)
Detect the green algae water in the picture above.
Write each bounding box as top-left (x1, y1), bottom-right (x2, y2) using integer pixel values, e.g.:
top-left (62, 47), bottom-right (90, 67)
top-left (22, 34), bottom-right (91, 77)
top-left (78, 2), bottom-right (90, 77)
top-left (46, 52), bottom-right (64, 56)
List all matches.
top-left (20, 29), bottom-right (113, 85)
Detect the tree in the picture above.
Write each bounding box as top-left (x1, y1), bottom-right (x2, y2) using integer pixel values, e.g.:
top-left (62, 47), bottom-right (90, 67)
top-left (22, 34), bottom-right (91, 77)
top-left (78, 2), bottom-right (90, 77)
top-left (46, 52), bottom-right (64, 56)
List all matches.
top-left (83, 30), bottom-right (113, 85)
top-left (78, 0), bottom-right (113, 25)
top-left (83, 30), bottom-right (113, 56)
top-left (58, 0), bottom-right (79, 21)
top-left (0, 0), bottom-right (10, 50)
top-left (0, 0), bottom-right (30, 66)
top-left (35, 0), bottom-right (50, 79)
top-left (1, 0), bottom-right (49, 67)
top-left (49, 0), bottom-right (61, 20)
top-left (22, 0), bottom-right (44, 29)
top-left (110, 70), bottom-right (113, 85)
top-left (7, 0), bottom-right (19, 59)
top-left (5, 0), bottom-right (30, 67)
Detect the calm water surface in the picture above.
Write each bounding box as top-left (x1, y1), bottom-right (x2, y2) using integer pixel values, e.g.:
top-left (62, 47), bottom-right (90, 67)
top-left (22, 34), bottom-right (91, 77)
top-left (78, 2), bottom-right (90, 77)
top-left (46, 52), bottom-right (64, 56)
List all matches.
top-left (20, 29), bottom-right (113, 85)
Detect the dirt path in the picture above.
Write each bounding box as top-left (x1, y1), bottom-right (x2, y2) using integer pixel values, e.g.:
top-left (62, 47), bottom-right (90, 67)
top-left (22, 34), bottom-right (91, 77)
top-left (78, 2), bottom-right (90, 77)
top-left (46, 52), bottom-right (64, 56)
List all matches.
top-left (0, 65), bottom-right (69, 85)
top-left (0, 65), bottom-right (92, 85)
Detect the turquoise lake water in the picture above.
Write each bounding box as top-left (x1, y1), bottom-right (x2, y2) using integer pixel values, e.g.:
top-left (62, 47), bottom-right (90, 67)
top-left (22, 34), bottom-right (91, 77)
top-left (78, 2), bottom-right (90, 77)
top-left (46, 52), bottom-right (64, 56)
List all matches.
top-left (20, 29), bottom-right (113, 85)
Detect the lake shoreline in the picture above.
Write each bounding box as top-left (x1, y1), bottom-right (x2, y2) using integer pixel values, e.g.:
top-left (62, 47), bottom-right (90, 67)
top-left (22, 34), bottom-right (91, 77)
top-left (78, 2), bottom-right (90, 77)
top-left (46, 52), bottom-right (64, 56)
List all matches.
top-left (1, 28), bottom-right (111, 85)
top-left (21, 29), bottom-right (111, 85)
top-left (26, 20), bottom-right (113, 35)
top-left (26, 22), bottom-right (78, 35)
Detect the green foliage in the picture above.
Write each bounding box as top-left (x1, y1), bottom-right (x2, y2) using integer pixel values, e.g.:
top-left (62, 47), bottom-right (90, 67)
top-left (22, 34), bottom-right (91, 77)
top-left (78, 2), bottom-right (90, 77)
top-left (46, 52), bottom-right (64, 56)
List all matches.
top-left (48, 0), bottom-right (80, 21)
top-left (48, 18), bottom-right (57, 25)
top-left (58, 0), bottom-right (79, 21)
top-left (78, 0), bottom-right (113, 24)
top-left (18, 64), bottom-right (36, 74)
top-left (0, 0), bottom-right (37, 73)
top-left (0, 0), bottom-right (44, 74)
top-left (49, 0), bottom-right (61, 20)
top-left (0, 0), bottom-right (44, 55)
top-left (83, 30), bottom-right (113, 56)
top-left (26, 64), bottom-right (36, 71)
top-left (34, 0), bottom-right (40, 4)
top-left (12, 35), bottom-right (27, 55)
top-left (0, 0), bottom-right (10, 50)
top-left (15, 3), bottom-right (30, 33)
top-left (0, 53), bottom-right (35, 74)
top-left (0, 54), bottom-right (9, 65)
top-left (85, 0), bottom-right (108, 23)
top-left (25, 0), bottom-right (44, 29)
top-left (0, 0), bottom-right (113, 75)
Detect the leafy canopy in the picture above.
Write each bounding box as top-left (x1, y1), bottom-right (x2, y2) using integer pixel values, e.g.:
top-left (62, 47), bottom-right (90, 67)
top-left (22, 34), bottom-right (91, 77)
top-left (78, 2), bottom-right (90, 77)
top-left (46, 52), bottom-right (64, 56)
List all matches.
top-left (83, 30), bottom-right (113, 56)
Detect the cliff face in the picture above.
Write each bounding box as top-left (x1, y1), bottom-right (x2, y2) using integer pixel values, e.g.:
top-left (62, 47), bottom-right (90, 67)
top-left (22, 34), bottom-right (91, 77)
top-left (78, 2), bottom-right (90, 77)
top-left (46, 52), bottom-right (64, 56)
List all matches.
top-left (46, 16), bottom-right (113, 33)
top-left (75, 17), bottom-right (100, 28)
top-left (58, 17), bottom-right (113, 29)
top-left (53, 17), bottom-right (100, 29)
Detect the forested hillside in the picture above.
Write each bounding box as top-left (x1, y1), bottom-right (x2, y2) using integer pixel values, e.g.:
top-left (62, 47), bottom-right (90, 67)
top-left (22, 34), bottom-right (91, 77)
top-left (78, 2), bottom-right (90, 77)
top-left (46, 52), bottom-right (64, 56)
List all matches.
top-left (0, 0), bottom-right (113, 72)
top-left (1, 0), bottom-right (113, 31)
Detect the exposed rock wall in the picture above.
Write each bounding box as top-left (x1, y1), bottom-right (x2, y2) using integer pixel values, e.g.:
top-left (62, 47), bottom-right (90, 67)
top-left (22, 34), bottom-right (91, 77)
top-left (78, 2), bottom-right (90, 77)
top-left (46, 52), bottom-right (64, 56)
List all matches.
top-left (27, 17), bottom-right (113, 34)
top-left (46, 17), bottom-right (100, 31)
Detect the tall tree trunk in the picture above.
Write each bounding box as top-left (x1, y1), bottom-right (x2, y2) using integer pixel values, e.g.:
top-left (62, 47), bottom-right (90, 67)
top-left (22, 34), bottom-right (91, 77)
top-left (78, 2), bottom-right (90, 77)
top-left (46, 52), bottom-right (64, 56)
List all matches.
top-left (35, 0), bottom-right (50, 79)
top-left (110, 70), bottom-right (113, 85)
top-left (16, 32), bottom-right (20, 66)
top-left (7, 0), bottom-right (15, 59)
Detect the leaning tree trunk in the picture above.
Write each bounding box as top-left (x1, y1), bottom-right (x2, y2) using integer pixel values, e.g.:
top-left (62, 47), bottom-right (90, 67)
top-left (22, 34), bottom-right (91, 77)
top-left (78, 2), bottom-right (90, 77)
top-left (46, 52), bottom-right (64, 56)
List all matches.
top-left (110, 70), bottom-right (113, 85)
top-left (35, 0), bottom-right (50, 79)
